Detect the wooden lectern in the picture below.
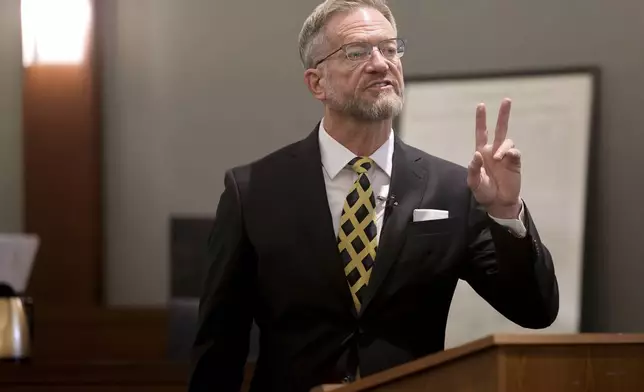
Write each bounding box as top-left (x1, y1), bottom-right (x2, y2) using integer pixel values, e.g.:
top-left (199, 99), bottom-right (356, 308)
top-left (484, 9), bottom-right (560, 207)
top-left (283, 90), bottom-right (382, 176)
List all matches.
top-left (313, 334), bottom-right (644, 392)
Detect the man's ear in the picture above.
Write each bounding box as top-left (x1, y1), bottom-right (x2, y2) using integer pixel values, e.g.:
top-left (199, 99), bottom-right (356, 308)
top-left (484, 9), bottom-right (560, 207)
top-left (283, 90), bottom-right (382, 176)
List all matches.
top-left (304, 68), bottom-right (326, 101)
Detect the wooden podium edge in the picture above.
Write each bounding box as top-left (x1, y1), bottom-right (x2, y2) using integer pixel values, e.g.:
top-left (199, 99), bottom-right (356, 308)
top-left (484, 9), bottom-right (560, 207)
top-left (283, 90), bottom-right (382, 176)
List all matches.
top-left (490, 332), bottom-right (644, 345)
top-left (315, 333), bottom-right (644, 392)
top-left (311, 335), bottom-right (495, 392)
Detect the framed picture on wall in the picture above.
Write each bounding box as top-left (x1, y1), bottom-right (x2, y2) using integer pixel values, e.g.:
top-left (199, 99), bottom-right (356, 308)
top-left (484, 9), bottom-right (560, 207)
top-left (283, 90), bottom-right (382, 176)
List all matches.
top-left (396, 67), bottom-right (599, 348)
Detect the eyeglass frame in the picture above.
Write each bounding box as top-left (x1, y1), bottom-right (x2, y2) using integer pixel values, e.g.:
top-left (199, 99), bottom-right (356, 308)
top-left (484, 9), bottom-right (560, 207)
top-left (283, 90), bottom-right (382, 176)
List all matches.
top-left (312, 37), bottom-right (406, 68)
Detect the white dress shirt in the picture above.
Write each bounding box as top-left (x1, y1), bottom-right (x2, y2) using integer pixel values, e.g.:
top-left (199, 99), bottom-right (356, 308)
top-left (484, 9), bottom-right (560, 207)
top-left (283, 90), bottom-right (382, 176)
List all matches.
top-left (318, 120), bottom-right (527, 240)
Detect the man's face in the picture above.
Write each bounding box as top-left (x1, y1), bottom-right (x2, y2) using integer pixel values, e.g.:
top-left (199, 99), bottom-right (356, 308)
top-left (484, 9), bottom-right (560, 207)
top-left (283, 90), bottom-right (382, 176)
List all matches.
top-left (317, 8), bottom-right (404, 122)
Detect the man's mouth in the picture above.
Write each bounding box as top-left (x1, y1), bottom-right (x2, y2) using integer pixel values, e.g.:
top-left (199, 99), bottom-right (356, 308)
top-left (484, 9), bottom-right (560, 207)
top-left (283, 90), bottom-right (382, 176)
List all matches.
top-left (367, 80), bottom-right (394, 89)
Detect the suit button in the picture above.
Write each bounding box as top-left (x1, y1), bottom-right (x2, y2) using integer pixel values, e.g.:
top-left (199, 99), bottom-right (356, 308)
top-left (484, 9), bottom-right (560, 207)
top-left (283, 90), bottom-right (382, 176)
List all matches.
top-left (485, 267), bottom-right (498, 275)
top-left (343, 375), bottom-right (355, 383)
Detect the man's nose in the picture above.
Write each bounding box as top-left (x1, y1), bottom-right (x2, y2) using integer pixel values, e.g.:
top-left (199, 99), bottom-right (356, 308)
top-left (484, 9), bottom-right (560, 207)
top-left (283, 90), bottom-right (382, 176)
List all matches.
top-left (365, 47), bottom-right (389, 73)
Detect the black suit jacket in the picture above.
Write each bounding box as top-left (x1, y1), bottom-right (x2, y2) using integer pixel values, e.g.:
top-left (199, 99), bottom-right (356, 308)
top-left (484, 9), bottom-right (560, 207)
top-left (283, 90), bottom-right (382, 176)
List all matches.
top-left (189, 125), bottom-right (559, 392)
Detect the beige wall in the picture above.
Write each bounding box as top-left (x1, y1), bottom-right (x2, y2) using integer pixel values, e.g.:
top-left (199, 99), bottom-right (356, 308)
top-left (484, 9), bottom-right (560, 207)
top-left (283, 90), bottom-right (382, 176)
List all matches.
top-left (100, 0), bottom-right (644, 332)
top-left (0, 0), bottom-right (23, 233)
top-left (100, 0), bottom-right (322, 306)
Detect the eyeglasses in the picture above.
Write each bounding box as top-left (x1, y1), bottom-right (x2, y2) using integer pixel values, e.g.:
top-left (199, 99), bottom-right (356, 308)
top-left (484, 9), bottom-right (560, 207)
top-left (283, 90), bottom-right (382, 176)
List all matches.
top-left (313, 38), bottom-right (406, 68)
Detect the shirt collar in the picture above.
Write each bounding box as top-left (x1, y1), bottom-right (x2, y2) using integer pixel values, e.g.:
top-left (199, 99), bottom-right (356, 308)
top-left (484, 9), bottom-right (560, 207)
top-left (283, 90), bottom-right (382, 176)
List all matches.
top-left (318, 118), bottom-right (394, 180)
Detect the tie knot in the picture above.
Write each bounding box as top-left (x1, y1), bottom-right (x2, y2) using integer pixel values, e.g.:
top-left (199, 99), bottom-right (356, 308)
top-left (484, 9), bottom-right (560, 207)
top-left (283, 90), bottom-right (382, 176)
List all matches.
top-left (349, 157), bottom-right (373, 174)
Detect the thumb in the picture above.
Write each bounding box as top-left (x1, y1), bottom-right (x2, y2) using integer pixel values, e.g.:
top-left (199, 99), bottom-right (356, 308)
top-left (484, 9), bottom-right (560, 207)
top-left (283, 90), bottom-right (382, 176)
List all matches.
top-left (467, 151), bottom-right (484, 190)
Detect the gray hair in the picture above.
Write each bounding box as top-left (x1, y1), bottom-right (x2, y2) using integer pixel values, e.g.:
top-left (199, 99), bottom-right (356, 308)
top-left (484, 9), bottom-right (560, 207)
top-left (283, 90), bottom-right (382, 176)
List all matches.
top-left (298, 0), bottom-right (397, 69)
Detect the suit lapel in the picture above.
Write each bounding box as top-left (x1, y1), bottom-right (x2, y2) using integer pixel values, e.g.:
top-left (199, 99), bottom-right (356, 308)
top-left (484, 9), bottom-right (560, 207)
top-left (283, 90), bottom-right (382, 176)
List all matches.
top-left (290, 125), bottom-right (357, 316)
top-left (359, 138), bottom-right (427, 313)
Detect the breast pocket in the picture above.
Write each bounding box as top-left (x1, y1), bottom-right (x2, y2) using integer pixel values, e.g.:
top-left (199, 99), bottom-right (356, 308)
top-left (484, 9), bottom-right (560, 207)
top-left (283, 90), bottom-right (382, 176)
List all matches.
top-left (397, 217), bottom-right (460, 272)
top-left (407, 217), bottom-right (458, 237)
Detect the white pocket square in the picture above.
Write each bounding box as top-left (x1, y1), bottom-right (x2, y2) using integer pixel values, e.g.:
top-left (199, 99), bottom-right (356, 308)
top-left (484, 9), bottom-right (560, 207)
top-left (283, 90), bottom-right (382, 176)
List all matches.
top-left (413, 209), bottom-right (449, 222)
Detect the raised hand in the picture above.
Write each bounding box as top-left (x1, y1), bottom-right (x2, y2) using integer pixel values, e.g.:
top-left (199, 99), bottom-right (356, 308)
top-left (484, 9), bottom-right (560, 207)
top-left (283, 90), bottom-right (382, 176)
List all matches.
top-left (466, 98), bottom-right (522, 219)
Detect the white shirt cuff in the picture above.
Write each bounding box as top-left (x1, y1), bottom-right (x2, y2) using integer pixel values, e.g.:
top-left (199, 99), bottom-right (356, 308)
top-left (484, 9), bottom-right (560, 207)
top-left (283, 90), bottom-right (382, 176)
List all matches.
top-left (488, 200), bottom-right (527, 238)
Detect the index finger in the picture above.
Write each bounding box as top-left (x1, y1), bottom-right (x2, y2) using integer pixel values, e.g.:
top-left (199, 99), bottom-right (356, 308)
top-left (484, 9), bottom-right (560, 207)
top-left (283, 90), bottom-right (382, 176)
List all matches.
top-left (493, 98), bottom-right (512, 150)
top-left (475, 103), bottom-right (487, 150)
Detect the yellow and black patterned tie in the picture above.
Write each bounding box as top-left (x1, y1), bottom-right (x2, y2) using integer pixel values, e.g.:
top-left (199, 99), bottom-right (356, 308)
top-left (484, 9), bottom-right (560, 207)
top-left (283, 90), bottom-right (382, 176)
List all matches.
top-left (338, 157), bottom-right (378, 312)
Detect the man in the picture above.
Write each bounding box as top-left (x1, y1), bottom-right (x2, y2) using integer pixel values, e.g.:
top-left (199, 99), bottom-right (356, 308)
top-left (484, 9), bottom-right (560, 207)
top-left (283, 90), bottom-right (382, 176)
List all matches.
top-left (189, 1), bottom-right (559, 391)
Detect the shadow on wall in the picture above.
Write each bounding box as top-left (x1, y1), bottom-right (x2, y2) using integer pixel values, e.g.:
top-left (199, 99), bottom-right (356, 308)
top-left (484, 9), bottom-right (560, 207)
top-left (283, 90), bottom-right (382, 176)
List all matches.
top-left (168, 216), bottom-right (260, 362)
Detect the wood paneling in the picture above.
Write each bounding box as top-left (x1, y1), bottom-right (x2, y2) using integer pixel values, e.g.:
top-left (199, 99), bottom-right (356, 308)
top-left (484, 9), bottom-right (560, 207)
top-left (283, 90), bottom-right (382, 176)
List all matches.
top-left (0, 361), bottom-right (188, 392)
top-left (317, 334), bottom-right (644, 392)
top-left (0, 361), bottom-right (189, 384)
top-left (0, 361), bottom-right (256, 392)
top-left (3, 388), bottom-right (183, 392)
top-left (23, 5), bottom-right (101, 308)
top-left (31, 308), bottom-right (168, 361)
top-left (503, 344), bottom-right (644, 391)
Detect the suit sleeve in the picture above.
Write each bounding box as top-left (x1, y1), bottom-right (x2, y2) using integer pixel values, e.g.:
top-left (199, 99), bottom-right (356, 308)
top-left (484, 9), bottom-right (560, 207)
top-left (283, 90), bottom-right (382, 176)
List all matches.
top-left (189, 169), bottom-right (256, 392)
top-left (460, 196), bottom-right (559, 329)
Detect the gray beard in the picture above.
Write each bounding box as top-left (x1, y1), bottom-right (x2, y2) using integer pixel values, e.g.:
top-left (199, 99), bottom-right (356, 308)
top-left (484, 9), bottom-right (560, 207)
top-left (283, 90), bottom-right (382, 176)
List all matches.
top-left (327, 88), bottom-right (404, 122)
